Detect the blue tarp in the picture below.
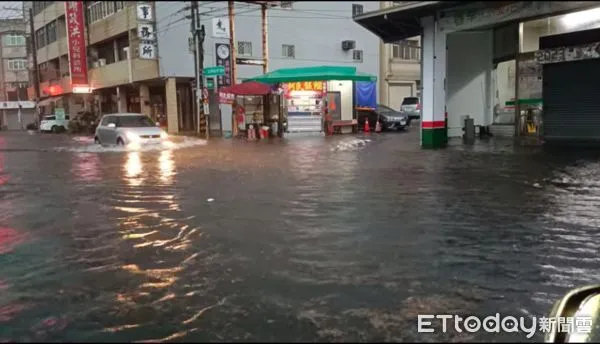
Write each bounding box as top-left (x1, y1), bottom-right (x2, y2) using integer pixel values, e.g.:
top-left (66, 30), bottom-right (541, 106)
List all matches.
top-left (355, 81), bottom-right (376, 108)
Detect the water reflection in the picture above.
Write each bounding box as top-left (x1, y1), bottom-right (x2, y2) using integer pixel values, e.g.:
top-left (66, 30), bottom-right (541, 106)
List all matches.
top-left (71, 153), bottom-right (101, 182)
top-left (124, 152), bottom-right (144, 186)
top-left (158, 150), bottom-right (175, 184)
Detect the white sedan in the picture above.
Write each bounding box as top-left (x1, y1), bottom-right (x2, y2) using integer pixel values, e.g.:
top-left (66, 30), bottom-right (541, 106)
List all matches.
top-left (94, 113), bottom-right (171, 148)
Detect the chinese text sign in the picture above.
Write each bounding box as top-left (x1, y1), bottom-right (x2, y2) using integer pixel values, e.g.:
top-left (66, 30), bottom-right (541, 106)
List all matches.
top-left (65, 1), bottom-right (88, 86)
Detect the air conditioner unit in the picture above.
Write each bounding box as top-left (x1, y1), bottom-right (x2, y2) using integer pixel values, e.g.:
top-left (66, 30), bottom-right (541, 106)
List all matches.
top-left (342, 40), bottom-right (356, 51)
top-left (98, 58), bottom-right (107, 66)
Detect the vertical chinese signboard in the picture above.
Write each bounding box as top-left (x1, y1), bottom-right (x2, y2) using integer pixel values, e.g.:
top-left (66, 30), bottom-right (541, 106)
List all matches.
top-left (215, 43), bottom-right (232, 88)
top-left (137, 2), bottom-right (157, 59)
top-left (65, 1), bottom-right (88, 87)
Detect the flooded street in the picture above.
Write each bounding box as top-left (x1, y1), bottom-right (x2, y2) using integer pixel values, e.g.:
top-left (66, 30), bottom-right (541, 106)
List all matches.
top-left (1, 129), bottom-right (600, 342)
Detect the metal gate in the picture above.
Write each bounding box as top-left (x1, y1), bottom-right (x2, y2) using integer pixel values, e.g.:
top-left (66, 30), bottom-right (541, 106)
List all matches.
top-left (543, 59), bottom-right (600, 143)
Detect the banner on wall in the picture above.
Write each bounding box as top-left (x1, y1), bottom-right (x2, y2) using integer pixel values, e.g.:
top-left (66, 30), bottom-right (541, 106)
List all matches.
top-left (65, 1), bottom-right (89, 87)
top-left (355, 81), bottom-right (377, 109)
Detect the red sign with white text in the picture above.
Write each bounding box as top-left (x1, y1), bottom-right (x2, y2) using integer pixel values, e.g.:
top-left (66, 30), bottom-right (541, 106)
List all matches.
top-left (65, 1), bottom-right (88, 87)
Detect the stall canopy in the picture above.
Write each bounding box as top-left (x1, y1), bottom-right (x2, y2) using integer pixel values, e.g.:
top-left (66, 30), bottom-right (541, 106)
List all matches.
top-left (244, 66), bottom-right (377, 84)
top-left (219, 81), bottom-right (272, 95)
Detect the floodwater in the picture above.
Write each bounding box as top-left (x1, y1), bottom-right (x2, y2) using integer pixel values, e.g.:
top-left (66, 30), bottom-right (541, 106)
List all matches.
top-left (1, 129), bottom-right (600, 342)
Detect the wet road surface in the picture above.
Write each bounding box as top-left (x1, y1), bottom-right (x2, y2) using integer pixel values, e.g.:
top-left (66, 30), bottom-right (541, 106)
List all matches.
top-left (1, 128), bottom-right (600, 342)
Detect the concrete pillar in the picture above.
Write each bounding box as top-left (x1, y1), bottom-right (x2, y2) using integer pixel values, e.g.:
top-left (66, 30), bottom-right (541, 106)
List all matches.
top-left (116, 86), bottom-right (127, 113)
top-left (420, 15), bottom-right (447, 149)
top-left (165, 78), bottom-right (179, 134)
top-left (139, 83), bottom-right (151, 117)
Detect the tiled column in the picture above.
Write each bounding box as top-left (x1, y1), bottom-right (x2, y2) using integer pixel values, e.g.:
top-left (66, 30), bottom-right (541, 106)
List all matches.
top-left (139, 83), bottom-right (151, 117)
top-left (116, 86), bottom-right (128, 113)
top-left (165, 78), bottom-right (179, 134)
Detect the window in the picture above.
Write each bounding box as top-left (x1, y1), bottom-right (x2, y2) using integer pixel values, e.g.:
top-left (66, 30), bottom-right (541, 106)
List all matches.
top-left (3, 34), bottom-right (26, 47)
top-left (46, 20), bottom-right (57, 44)
top-left (8, 59), bottom-right (27, 71)
top-left (280, 1), bottom-right (293, 9)
top-left (88, 1), bottom-right (125, 24)
top-left (237, 41), bottom-right (252, 57)
top-left (391, 39), bottom-right (420, 60)
top-left (282, 44), bottom-right (295, 58)
top-left (36, 28), bottom-right (46, 49)
top-left (352, 4), bottom-right (364, 16)
top-left (352, 50), bottom-right (363, 62)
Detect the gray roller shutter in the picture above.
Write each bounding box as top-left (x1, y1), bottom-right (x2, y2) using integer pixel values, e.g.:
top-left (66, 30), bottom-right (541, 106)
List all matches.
top-left (543, 59), bottom-right (600, 143)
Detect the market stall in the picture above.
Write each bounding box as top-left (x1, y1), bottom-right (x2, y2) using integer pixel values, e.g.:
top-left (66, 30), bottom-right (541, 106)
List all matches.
top-left (244, 66), bottom-right (377, 134)
top-left (218, 81), bottom-right (283, 138)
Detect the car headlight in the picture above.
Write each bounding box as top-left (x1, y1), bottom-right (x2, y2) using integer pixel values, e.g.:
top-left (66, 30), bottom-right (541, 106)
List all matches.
top-left (160, 132), bottom-right (168, 139)
top-left (125, 132), bottom-right (141, 142)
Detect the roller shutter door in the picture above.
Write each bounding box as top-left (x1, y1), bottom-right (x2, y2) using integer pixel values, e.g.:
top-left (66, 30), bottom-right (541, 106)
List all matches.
top-left (543, 59), bottom-right (600, 143)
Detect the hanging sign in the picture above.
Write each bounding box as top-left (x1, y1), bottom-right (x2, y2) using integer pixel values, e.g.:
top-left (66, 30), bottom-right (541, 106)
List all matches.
top-left (136, 2), bottom-right (153, 21)
top-left (212, 17), bottom-right (230, 38)
top-left (137, 24), bottom-right (155, 41)
top-left (65, 1), bottom-right (89, 87)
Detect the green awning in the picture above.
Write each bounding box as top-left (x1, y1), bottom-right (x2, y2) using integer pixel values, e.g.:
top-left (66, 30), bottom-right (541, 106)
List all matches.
top-left (244, 66), bottom-right (377, 84)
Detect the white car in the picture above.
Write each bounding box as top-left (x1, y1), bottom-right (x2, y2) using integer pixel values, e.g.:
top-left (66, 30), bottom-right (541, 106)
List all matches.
top-left (94, 113), bottom-right (170, 147)
top-left (40, 115), bottom-right (70, 133)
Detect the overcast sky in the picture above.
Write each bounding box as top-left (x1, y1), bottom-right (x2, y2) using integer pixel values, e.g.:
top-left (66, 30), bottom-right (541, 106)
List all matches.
top-left (0, 1), bottom-right (24, 19)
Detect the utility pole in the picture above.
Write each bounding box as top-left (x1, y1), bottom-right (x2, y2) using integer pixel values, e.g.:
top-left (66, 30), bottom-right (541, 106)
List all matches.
top-left (191, 1), bottom-right (207, 138)
top-left (28, 8), bottom-right (40, 104)
top-left (261, 4), bottom-right (268, 74)
top-left (228, 1), bottom-right (237, 85)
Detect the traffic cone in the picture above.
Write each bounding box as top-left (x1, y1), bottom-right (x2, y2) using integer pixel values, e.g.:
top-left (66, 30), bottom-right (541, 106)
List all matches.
top-left (375, 120), bottom-right (382, 133)
top-left (364, 118), bottom-right (370, 133)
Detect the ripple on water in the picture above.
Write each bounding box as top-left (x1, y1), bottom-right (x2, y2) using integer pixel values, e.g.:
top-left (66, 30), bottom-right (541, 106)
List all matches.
top-left (3, 133), bottom-right (600, 342)
top-left (53, 137), bottom-right (207, 153)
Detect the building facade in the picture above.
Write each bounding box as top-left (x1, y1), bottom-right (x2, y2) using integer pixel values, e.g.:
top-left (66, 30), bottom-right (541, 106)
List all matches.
top-left (26, 1), bottom-right (162, 125)
top-left (26, 1), bottom-right (381, 134)
top-left (378, 1), bottom-right (420, 111)
top-left (156, 0), bottom-right (380, 133)
top-left (0, 17), bottom-right (34, 130)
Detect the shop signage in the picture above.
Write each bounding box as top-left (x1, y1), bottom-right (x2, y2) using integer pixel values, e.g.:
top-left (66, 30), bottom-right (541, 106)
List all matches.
top-left (203, 66), bottom-right (225, 77)
top-left (138, 42), bottom-right (157, 59)
top-left (236, 58), bottom-right (265, 66)
top-left (438, 1), bottom-right (599, 33)
top-left (212, 18), bottom-right (230, 39)
top-left (215, 43), bottom-right (232, 87)
top-left (286, 81), bottom-right (325, 92)
top-left (136, 2), bottom-right (153, 21)
top-left (0, 101), bottom-right (35, 109)
top-left (137, 23), bottom-right (155, 41)
top-left (219, 91), bottom-right (235, 104)
top-left (535, 42), bottom-right (600, 64)
top-left (65, 1), bottom-right (89, 87)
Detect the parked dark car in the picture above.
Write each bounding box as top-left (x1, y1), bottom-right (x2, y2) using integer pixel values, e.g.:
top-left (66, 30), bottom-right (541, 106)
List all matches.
top-left (357, 104), bottom-right (408, 131)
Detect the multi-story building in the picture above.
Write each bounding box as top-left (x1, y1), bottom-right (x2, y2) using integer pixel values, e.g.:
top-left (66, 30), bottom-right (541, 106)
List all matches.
top-left (26, 1), bottom-right (162, 122)
top-left (156, 0), bottom-right (380, 133)
top-left (26, 1), bottom-right (380, 134)
top-left (0, 17), bottom-right (34, 130)
top-left (378, 1), bottom-right (420, 111)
